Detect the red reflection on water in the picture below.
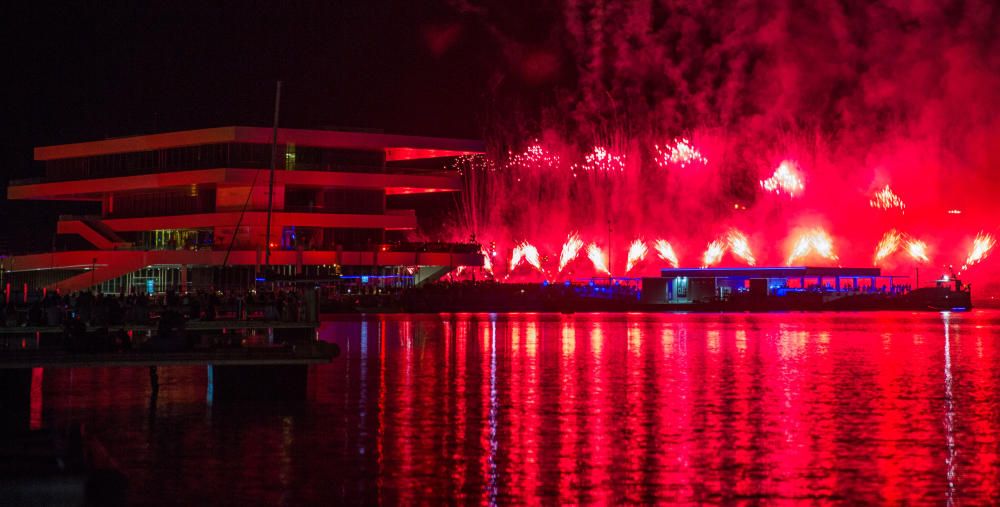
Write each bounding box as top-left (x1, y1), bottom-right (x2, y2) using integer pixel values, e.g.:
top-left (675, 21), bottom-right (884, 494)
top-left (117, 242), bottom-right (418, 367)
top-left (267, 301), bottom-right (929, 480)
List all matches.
top-left (351, 312), bottom-right (1000, 504)
top-left (25, 311), bottom-right (1000, 504)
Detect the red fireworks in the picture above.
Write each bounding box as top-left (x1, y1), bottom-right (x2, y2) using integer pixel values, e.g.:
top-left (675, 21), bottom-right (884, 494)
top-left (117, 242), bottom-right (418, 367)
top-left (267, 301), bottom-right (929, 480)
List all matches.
top-left (786, 228), bottom-right (838, 266)
top-left (869, 185), bottom-right (906, 212)
top-left (586, 243), bottom-right (610, 274)
top-left (625, 239), bottom-right (649, 273)
top-left (760, 161), bottom-right (805, 197)
top-left (653, 138), bottom-right (707, 169)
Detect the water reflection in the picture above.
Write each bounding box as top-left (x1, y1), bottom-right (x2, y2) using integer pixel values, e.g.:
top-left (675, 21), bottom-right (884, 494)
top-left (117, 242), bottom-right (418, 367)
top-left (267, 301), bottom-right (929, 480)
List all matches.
top-left (943, 312), bottom-right (956, 506)
top-left (28, 311), bottom-right (1000, 504)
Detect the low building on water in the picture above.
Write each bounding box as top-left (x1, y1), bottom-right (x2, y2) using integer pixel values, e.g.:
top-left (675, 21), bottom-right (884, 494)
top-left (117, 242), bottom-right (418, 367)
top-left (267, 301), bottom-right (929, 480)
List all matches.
top-left (641, 266), bottom-right (909, 304)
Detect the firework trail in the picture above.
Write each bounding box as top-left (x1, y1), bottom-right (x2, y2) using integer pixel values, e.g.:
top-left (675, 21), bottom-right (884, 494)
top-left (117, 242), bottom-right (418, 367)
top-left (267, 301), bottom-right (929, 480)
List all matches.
top-left (962, 232), bottom-right (996, 271)
top-left (870, 185), bottom-right (906, 212)
top-left (702, 240), bottom-right (726, 267)
top-left (653, 138), bottom-right (707, 169)
top-left (653, 239), bottom-right (679, 268)
top-left (625, 239), bottom-right (649, 272)
top-left (587, 243), bottom-right (610, 274)
top-left (874, 229), bottom-right (904, 265)
top-left (558, 232), bottom-right (585, 272)
top-left (760, 161), bottom-right (805, 197)
top-left (787, 228), bottom-right (838, 266)
top-left (725, 229), bottom-right (756, 266)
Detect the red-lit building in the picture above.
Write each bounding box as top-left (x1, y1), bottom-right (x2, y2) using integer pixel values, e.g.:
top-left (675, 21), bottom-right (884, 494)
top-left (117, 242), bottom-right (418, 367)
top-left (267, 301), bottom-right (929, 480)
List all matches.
top-left (1, 126), bottom-right (484, 294)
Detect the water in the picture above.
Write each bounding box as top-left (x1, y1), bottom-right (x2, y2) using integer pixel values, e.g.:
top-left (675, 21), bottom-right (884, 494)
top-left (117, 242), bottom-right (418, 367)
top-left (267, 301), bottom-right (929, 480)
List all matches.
top-left (33, 311), bottom-right (1000, 505)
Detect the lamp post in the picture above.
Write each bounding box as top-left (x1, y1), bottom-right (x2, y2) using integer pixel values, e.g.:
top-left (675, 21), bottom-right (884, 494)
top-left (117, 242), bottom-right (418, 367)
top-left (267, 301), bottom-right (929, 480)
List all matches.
top-left (607, 217), bottom-right (612, 283)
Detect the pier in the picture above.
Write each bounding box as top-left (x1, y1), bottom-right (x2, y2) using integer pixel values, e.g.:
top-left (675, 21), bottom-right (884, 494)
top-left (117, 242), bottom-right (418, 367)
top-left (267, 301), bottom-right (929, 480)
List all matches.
top-left (0, 318), bottom-right (338, 432)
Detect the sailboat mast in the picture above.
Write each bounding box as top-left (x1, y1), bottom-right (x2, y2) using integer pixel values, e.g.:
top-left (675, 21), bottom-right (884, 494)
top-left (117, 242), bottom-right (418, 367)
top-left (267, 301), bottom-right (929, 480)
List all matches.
top-left (265, 81), bottom-right (282, 268)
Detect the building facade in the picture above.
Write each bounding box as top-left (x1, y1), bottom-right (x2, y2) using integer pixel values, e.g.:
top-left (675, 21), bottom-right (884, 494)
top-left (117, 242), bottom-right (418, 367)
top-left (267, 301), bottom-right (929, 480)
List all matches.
top-left (1, 126), bottom-right (484, 294)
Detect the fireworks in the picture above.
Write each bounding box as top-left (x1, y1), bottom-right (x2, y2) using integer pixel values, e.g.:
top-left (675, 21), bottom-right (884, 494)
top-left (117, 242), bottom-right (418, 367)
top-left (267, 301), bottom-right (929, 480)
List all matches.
top-left (586, 243), bottom-right (610, 274)
top-left (725, 229), bottom-right (756, 266)
top-left (504, 141), bottom-right (561, 171)
top-left (510, 242), bottom-right (542, 272)
top-left (873, 229), bottom-right (904, 265)
top-left (869, 185), bottom-right (906, 212)
top-left (573, 146), bottom-right (625, 173)
top-left (905, 238), bottom-right (929, 263)
top-left (653, 138), bottom-right (707, 169)
top-left (873, 230), bottom-right (932, 264)
top-left (962, 232), bottom-right (996, 270)
top-left (558, 232), bottom-right (584, 272)
top-left (760, 160), bottom-right (805, 197)
top-left (702, 240), bottom-right (725, 267)
top-left (481, 247), bottom-right (494, 274)
top-left (625, 239), bottom-right (649, 272)
top-left (786, 228), bottom-right (838, 266)
top-left (653, 239), bottom-right (679, 268)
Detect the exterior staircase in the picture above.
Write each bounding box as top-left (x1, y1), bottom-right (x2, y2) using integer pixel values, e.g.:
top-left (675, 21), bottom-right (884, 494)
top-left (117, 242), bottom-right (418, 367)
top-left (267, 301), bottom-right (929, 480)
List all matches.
top-left (57, 216), bottom-right (131, 250)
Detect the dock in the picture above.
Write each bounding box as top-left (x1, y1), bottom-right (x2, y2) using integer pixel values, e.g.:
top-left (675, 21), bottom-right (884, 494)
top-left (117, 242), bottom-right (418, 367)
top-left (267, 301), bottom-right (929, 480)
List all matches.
top-left (0, 319), bottom-right (339, 430)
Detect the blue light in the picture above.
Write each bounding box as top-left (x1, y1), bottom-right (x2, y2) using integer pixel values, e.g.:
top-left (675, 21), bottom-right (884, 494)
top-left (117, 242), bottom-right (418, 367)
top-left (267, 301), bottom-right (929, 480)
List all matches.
top-left (361, 276), bottom-right (370, 283)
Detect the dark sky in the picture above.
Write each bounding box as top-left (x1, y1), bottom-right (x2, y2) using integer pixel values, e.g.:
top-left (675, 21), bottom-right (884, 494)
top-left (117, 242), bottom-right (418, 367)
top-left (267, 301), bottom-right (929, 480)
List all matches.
top-left (0, 1), bottom-right (494, 252)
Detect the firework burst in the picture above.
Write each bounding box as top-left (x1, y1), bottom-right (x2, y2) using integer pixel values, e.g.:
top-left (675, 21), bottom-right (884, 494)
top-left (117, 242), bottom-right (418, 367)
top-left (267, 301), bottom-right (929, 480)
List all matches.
top-left (572, 146), bottom-right (625, 174)
top-left (702, 240), bottom-right (726, 267)
top-left (787, 228), bottom-right (838, 266)
top-left (587, 243), bottom-right (610, 274)
top-left (653, 239), bottom-right (679, 268)
top-left (905, 238), bottom-right (929, 262)
top-left (725, 229), bottom-right (756, 266)
top-left (653, 138), bottom-right (707, 169)
top-left (504, 141), bottom-right (561, 171)
top-left (558, 232), bottom-right (584, 272)
top-left (873, 229), bottom-right (904, 265)
top-left (510, 242), bottom-right (542, 273)
top-left (869, 184), bottom-right (906, 212)
top-left (962, 232), bottom-right (996, 271)
top-left (760, 160), bottom-right (805, 197)
top-left (625, 239), bottom-right (649, 273)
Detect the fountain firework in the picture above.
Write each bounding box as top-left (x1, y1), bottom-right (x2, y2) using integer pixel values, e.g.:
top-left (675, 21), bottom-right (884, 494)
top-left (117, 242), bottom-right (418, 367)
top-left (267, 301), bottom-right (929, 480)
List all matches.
top-left (653, 239), bottom-right (680, 269)
top-left (587, 243), bottom-right (610, 275)
top-left (625, 239), bottom-right (648, 273)
top-left (702, 240), bottom-right (726, 268)
top-left (558, 232), bottom-right (585, 272)
top-left (786, 228), bottom-right (838, 266)
top-left (725, 229), bottom-right (756, 266)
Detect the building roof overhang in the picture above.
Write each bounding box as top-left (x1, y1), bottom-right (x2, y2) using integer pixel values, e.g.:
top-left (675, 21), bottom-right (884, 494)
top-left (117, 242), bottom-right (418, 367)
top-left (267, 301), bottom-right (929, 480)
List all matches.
top-left (34, 126), bottom-right (485, 161)
top-left (658, 266), bottom-right (885, 278)
top-left (7, 168), bottom-right (462, 200)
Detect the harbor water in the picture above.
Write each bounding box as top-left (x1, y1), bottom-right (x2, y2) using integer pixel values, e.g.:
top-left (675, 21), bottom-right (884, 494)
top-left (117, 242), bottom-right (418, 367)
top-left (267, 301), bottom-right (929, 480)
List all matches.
top-left (33, 311), bottom-right (1000, 504)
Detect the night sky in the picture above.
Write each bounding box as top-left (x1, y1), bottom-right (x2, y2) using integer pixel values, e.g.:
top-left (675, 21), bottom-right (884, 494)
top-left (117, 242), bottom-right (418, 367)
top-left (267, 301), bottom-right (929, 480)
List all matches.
top-left (1, 1), bottom-right (496, 252)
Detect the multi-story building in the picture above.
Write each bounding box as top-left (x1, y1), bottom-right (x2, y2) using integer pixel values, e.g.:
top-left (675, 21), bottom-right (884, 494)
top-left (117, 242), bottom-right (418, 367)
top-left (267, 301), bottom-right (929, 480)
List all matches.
top-left (1, 126), bottom-right (484, 294)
